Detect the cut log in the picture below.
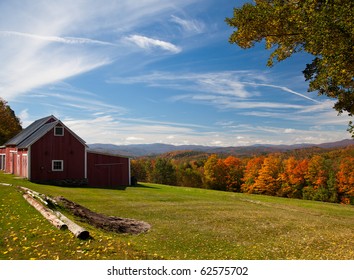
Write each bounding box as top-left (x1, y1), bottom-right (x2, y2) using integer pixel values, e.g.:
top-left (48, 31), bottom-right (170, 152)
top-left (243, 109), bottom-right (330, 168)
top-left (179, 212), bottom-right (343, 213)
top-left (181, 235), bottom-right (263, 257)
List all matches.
top-left (22, 194), bottom-right (67, 230)
top-left (54, 211), bottom-right (90, 239)
top-left (17, 186), bottom-right (58, 206)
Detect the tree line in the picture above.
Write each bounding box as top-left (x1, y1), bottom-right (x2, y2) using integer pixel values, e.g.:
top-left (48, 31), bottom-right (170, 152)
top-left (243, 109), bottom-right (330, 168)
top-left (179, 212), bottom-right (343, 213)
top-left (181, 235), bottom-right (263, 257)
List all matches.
top-left (131, 146), bottom-right (354, 205)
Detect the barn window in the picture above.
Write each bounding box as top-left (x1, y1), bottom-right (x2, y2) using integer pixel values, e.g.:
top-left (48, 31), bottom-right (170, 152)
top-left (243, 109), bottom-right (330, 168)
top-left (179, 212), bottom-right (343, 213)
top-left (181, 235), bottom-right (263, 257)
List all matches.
top-left (54, 126), bottom-right (64, 136)
top-left (52, 160), bottom-right (64, 171)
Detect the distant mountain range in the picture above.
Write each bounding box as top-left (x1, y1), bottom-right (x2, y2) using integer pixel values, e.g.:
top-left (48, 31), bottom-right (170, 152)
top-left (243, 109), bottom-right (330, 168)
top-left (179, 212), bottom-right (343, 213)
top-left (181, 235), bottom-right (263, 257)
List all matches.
top-left (88, 139), bottom-right (354, 158)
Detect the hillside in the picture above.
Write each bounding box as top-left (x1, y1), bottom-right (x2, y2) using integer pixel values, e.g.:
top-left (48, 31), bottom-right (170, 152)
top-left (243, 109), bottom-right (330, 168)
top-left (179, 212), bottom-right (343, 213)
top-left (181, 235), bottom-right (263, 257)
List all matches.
top-left (1, 172), bottom-right (353, 260)
top-left (89, 139), bottom-right (354, 158)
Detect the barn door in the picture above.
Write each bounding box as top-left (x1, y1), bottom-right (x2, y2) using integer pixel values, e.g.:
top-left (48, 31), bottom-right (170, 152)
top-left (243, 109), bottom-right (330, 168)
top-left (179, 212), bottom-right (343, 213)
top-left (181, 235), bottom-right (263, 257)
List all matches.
top-left (16, 154), bottom-right (21, 176)
top-left (22, 155), bottom-right (28, 178)
top-left (9, 152), bottom-right (14, 174)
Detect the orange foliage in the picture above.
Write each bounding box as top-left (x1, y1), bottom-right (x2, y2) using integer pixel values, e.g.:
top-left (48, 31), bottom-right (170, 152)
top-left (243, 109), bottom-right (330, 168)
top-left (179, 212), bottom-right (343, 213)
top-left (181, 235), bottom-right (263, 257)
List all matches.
top-left (204, 154), bottom-right (228, 190)
top-left (279, 157), bottom-right (308, 198)
top-left (241, 157), bottom-right (264, 193)
top-left (223, 156), bottom-right (244, 192)
top-left (253, 155), bottom-right (282, 195)
top-left (305, 155), bottom-right (328, 189)
top-left (336, 157), bottom-right (354, 204)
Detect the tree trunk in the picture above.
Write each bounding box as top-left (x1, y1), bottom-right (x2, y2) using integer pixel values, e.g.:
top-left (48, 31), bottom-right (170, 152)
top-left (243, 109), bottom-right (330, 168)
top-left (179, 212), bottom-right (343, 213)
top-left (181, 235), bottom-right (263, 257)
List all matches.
top-left (54, 211), bottom-right (90, 239)
top-left (22, 194), bottom-right (67, 230)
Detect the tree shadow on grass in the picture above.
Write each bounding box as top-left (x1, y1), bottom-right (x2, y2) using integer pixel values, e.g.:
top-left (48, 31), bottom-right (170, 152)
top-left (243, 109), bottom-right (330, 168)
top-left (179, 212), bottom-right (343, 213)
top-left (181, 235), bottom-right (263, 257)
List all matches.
top-left (33, 181), bottom-right (128, 191)
top-left (133, 183), bottom-right (160, 189)
top-left (32, 181), bottom-right (160, 191)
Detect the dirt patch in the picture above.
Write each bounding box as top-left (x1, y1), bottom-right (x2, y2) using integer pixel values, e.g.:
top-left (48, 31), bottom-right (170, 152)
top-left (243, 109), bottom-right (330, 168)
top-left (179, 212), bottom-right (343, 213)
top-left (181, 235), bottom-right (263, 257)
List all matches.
top-left (54, 196), bottom-right (151, 235)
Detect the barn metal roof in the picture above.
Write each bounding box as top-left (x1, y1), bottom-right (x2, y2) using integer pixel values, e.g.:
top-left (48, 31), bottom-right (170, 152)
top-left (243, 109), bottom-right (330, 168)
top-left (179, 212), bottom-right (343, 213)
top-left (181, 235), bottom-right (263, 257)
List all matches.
top-left (5, 115), bottom-right (57, 146)
top-left (5, 115), bottom-right (87, 149)
top-left (17, 121), bottom-right (58, 149)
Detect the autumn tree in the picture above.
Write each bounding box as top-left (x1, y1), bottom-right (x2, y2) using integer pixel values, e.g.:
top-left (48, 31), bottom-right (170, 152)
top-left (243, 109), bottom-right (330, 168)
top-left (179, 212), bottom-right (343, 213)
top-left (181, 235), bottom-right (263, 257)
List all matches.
top-left (223, 156), bottom-right (244, 192)
top-left (253, 155), bottom-right (282, 195)
top-left (278, 157), bottom-right (308, 198)
top-left (336, 157), bottom-right (354, 204)
top-left (176, 161), bottom-right (203, 188)
top-left (0, 98), bottom-right (22, 145)
top-left (130, 159), bottom-right (148, 182)
top-left (203, 154), bottom-right (228, 190)
top-left (241, 156), bottom-right (264, 193)
top-left (304, 155), bottom-right (338, 202)
top-left (150, 158), bottom-right (177, 186)
top-left (226, 0), bottom-right (354, 136)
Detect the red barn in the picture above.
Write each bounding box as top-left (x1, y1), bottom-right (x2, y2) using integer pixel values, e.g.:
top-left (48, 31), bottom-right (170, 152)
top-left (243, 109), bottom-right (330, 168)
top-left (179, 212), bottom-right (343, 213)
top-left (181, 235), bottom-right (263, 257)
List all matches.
top-left (0, 115), bottom-right (131, 187)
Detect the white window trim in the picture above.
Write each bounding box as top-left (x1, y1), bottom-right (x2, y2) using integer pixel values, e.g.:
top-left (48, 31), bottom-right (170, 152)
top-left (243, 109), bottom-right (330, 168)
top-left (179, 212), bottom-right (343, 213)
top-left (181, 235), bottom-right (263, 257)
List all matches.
top-left (54, 126), bottom-right (64, 136)
top-left (52, 160), bottom-right (64, 171)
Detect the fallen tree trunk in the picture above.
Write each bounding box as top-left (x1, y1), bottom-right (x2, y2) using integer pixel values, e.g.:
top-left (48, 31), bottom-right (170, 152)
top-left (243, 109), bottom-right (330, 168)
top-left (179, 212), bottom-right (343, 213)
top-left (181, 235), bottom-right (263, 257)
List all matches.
top-left (17, 186), bottom-right (58, 206)
top-left (18, 186), bottom-right (90, 239)
top-left (22, 194), bottom-right (67, 230)
top-left (54, 211), bottom-right (90, 239)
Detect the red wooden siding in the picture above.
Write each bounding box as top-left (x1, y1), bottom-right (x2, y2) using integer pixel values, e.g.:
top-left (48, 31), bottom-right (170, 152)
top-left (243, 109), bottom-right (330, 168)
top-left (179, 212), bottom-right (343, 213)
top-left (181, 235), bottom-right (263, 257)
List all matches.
top-left (30, 126), bottom-right (86, 182)
top-left (0, 147), bottom-right (28, 178)
top-left (87, 152), bottom-right (130, 187)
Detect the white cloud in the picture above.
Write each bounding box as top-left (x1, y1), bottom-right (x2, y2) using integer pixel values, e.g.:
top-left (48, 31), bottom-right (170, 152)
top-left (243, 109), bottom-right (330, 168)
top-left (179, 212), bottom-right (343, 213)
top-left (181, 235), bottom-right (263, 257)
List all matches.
top-left (108, 71), bottom-right (262, 98)
top-left (242, 82), bottom-right (320, 103)
top-left (124, 35), bottom-right (182, 54)
top-left (284, 128), bottom-right (296, 134)
top-left (107, 70), bottom-right (352, 133)
top-left (63, 115), bottom-right (202, 145)
top-left (170, 15), bottom-right (205, 34)
top-left (0, 0), bottom-right (198, 101)
top-left (126, 136), bottom-right (145, 141)
top-left (0, 31), bottom-right (115, 46)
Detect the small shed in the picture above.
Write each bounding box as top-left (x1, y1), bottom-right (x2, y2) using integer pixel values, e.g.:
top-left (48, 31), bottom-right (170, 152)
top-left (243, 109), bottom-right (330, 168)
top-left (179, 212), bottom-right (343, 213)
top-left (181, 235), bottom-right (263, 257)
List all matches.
top-left (87, 151), bottom-right (130, 187)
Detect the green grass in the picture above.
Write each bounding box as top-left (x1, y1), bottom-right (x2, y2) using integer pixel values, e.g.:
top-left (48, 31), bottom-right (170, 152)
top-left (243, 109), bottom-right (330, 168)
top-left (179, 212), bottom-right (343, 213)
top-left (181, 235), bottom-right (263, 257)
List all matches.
top-left (1, 172), bottom-right (354, 260)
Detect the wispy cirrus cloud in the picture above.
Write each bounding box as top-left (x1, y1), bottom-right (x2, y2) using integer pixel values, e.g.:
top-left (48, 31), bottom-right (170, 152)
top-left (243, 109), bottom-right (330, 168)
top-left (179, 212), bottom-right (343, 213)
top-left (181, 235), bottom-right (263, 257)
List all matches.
top-left (241, 82), bottom-right (320, 103)
top-left (108, 70), bottom-right (317, 103)
top-left (0, 0), bottom-right (198, 101)
top-left (108, 69), bottom-right (353, 138)
top-left (108, 70), bottom-right (265, 98)
top-left (0, 31), bottom-right (115, 46)
top-left (124, 35), bottom-right (182, 54)
top-left (15, 82), bottom-right (128, 128)
top-left (170, 15), bottom-right (205, 34)
top-left (62, 115), bottom-right (206, 145)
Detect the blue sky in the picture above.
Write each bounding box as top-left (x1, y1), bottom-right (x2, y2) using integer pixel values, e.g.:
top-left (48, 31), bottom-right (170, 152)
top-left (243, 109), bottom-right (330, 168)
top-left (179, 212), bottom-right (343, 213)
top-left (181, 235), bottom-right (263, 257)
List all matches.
top-left (1, 0), bottom-right (352, 146)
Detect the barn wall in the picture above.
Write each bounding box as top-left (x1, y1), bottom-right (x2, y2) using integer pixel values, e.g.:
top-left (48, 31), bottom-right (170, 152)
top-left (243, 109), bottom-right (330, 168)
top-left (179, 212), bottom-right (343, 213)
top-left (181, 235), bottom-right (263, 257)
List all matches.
top-left (0, 147), bottom-right (28, 177)
top-left (87, 152), bottom-right (130, 187)
top-left (1, 147), bottom-right (17, 174)
top-left (0, 147), bottom-right (7, 171)
top-left (30, 126), bottom-right (86, 183)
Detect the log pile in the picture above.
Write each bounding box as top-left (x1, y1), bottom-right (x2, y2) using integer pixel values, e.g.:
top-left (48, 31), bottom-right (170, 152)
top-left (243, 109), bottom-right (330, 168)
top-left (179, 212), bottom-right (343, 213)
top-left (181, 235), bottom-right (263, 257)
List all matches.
top-left (17, 186), bottom-right (90, 239)
top-left (16, 185), bottom-right (151, 238)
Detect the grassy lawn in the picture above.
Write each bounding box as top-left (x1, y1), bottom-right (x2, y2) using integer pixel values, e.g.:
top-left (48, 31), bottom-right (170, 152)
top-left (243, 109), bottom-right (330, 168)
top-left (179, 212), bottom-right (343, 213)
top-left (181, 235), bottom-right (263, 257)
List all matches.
top-left (1, 172), bottom-right (354, 260)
